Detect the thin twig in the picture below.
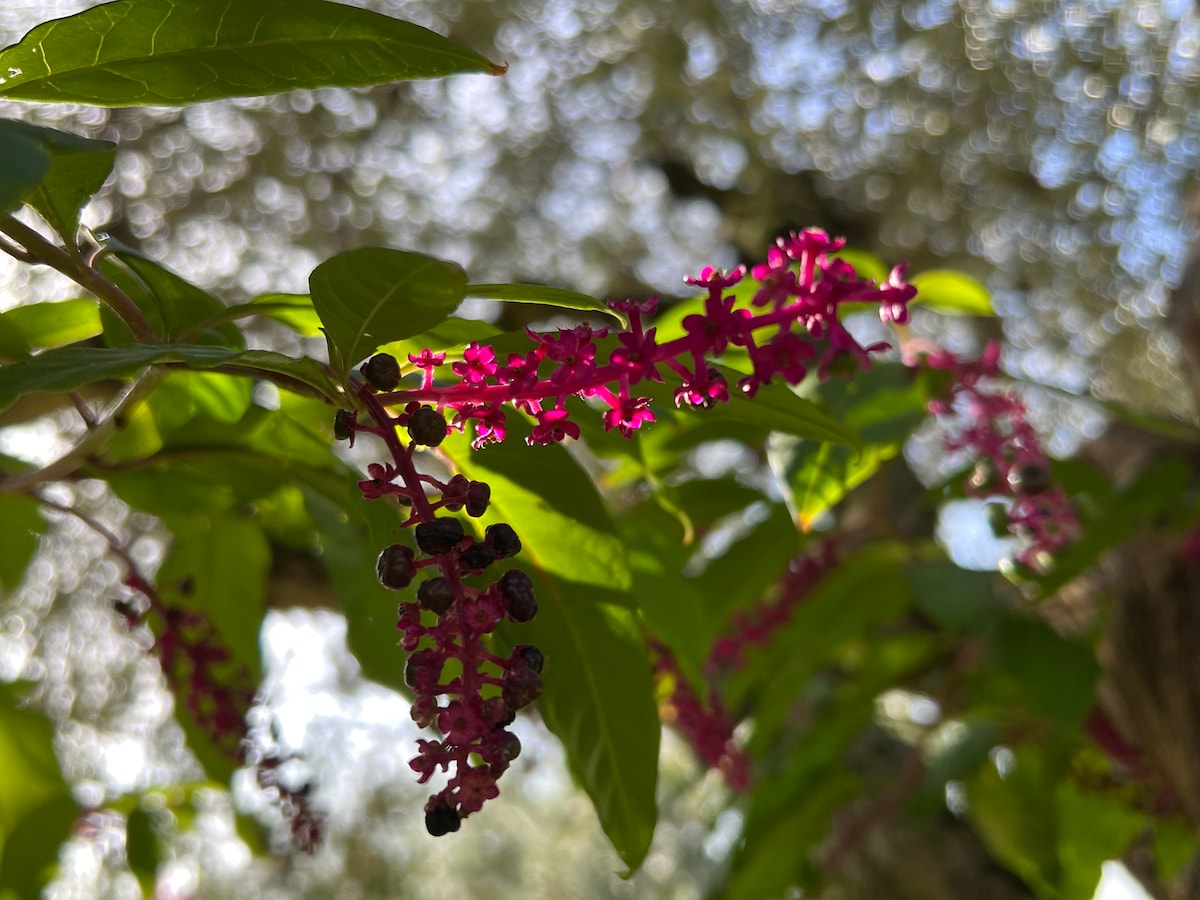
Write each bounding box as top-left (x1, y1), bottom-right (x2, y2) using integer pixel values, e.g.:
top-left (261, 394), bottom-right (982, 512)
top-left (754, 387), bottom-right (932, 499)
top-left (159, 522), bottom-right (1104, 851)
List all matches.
top-left (67, 392), bottom-right (98, 429)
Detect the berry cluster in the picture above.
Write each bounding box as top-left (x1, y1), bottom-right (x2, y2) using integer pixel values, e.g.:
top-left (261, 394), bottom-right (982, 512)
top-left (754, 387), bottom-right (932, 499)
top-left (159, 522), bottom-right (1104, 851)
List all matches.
top-left (245, 727), bottom-right (324, 853)
top-left (374, 229), bottom-right (916, 449)
top-left (915, 341), bottom-right (1078, 571)
top-left (342, 372), bottom-right (542, 835)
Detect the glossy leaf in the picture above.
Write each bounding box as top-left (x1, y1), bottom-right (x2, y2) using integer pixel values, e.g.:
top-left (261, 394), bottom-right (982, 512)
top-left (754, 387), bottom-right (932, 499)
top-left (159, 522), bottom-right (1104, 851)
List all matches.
top-left (375, 316), bottom-right (501, 367)
top-left (0, 0), bottom-right (500, 106)
top-left (0, 120), bottom-right (116, 240)
top-left (441, 427), bottom-right (658, 873)
top-left (0, 298), bottom-right (102, 360)
top-left (0, 120), bottom-right (50, 215)
top-left (309, 247), bottom-right (467, 380)
top-left (769, 363), bottom-right (932, 529)
top-left (465, 283), bottom-right (626, 326)
top-left (0, 494), bottom-right (45, 591)
top-left (0, 342), bottom-right (341, 411)
top-left (909, 269), bottom-right (994, 316)
top-left (0, 683), bottom-right (76, 899)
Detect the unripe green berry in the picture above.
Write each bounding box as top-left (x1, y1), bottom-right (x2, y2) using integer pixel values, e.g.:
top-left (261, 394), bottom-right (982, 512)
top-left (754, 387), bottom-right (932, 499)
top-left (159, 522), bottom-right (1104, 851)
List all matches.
top-left (362, 353), bottom-right (401, 391)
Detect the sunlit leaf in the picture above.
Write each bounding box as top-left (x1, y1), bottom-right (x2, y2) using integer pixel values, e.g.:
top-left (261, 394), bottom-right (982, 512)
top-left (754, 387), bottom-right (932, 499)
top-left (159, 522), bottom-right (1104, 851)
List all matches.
top-left (0, 0), bottom-right (500, 106)
top-left (0, 298), bottom-right (102, 360)
top-left (0, 495), bottom-right (45, 591)
top-left (0, 120), bottom-right (115, 240)
top-left (309, 247), bottom-right (467, 381)
top-left (0, 683), bottom-right (75, 899)
top-left (909, 269), bottom-right (994, 316)
top-left (465, 283), bottom-right (626, 326)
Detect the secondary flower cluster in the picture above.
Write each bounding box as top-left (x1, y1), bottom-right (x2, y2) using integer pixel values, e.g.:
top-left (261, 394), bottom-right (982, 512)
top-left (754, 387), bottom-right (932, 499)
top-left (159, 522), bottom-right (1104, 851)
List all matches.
top-left (652, 544), bottom-right (837, 790)
top-left (119, 573), bottom-right (255, 764)
top-left (342, 370), bottom-right (541, 836)
top-left (917, 341), bottom-right (1078, 570)
top-left (378, 228), bottom-right (916, 448)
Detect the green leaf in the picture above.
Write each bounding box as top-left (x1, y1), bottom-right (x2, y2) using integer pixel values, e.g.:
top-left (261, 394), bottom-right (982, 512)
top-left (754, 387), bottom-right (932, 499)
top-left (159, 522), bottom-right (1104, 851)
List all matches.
top-left (905, 561), bottom-right (1002, 631)
top-left (830, 248), bottom-right (890, 283)
top-left (0, 0), bottom-right (500, 106)
top-left (985, 615), bottom-right (1098, 737)
top-left (309, 247), bottom-right (467, 381)
top-left (375, 316), bottom-right (501, 367)
top-left (464, 283), bottom-right (626, 326)
top-left (155, 513), bottom-right (269, 781)
top-left (0, 343), bottom-right (340, 411)
top-left (123, 806), bottom-right (159, 894)
top-left (0, 121), bottom-right (50, 215)
top-left (966, 746), bottom-right (1063, 897)
top-left (1, 120), bottom-right (115, 240)
top-left (640, 365), bottom-right (861, 451)
top-left (0, 298), bottom-right (102, 359)
top-left (1056, 781), bottom-right (1145, 900)
top-left (0, 495), bottom-right (45, 591)
top-left (696, 503), bottom-right (801, 627)
top-left (0, 683), bottom-right (75, 900)
top-left (98, 247), bottom-right (243, 346)
top-left (909, 269), bottom-right (994, 316)
top-left (769, 363), bottom-right (932, 529)
top-left (440, 427), bottom-right (658, 873)
top-left (221, 293), bottom-right (324, 336)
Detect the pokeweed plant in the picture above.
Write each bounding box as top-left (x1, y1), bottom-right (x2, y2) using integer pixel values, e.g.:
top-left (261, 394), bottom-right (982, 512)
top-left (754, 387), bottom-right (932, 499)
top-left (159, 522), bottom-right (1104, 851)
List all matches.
top-left (0, 0), bottom-right (1189, 896)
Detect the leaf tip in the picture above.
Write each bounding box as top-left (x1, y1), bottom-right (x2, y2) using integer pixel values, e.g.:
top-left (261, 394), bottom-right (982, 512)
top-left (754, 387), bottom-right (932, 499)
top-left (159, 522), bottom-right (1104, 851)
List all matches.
top-left (489, 60), bottom-right (510, 76)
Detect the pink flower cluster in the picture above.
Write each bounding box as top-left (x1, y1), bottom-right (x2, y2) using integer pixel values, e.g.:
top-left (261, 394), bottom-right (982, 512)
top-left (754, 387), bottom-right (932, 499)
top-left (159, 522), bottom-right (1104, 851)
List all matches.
top-left (651, 642), bottom-right (750, 791)
top-left (346, 382), bottom-right (541, 836)
top-left (120, 573), bottom-right (255, 763)
top-left (707, 543), bottom-right (837, 673)
top-left (652, 544), bottom-right (837, 790)
top-left (918, 342), bottom-right (1078, 570)
top-left (379, 229), bottom-right (916, 449)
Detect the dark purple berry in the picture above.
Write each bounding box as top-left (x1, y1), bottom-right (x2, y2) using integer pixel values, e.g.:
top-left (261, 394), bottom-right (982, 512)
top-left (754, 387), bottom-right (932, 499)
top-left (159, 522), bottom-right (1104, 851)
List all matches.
top-left (498, 570), bottom-right (537, 623)
top-left (486, 523), bottom-right (521, 559)
top-left (404, 649), bottom-right (443, 688)
top-left (482, 696), bottom-right (515, 729)
top-left (459, 541), bottom-right (497, 572)
top-left (362, 353), bottom-right (401, 392)
top-left (407, 406), bottom-right (448, 447)
top-left (1007, 463), bottom-right (1051, 496)
top-left (441, 475), bottom-right (469, 511)
top-left (465, 481), bottom-right (491, 517)
top-left (502, 732), bottom-right (522, 761)
top-left (424, 798), bottom-right (461, 836)
top-left (333, 409), bottom-right (354, 441)
top-left (416, 577), bottom-right (455, 615)
top-left (510, 644), bottom-right (544, 674)
top-left (376, 544), bottom-right (416, 590)
top-left (502, 668), bottom-right (542, 710)
top-left (415, 518), bottom-right (464, 556)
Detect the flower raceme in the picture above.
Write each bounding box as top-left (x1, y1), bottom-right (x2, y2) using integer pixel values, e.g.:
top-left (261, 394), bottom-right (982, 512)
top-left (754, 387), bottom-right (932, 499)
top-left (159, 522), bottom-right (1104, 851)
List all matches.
top-left (340, 229), bottom-right (913, 834)
top-left (373, 229), bottom-right (916, 450)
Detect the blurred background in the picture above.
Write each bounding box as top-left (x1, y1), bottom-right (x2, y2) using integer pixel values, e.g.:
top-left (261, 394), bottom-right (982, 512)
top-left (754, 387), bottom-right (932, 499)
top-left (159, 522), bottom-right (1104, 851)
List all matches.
top-left (2, 0), bottom-right (1197, 895)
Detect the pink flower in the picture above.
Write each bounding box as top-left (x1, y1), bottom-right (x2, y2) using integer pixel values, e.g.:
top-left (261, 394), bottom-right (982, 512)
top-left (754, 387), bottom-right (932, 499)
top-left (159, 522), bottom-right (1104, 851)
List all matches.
top-left (528, 407), bottom-right (580, 445)
top-left (603, 395), bottom-right (656, 438)
top-left (357, 462), bottom-right (401, 500)
top-left (452, 342), bottom-right (499, 385)
top-left (750, 245), bottom-right (797, 308)
top-left (610, 327), bottom-right (662, 383)
top-left (451, 764), bottom-right (500, 815)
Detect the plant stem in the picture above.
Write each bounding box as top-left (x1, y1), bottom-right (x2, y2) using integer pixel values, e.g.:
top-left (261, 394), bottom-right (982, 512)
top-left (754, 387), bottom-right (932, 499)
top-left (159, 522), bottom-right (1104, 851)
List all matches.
top-left (0, 214), bottom-right (157, 343)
